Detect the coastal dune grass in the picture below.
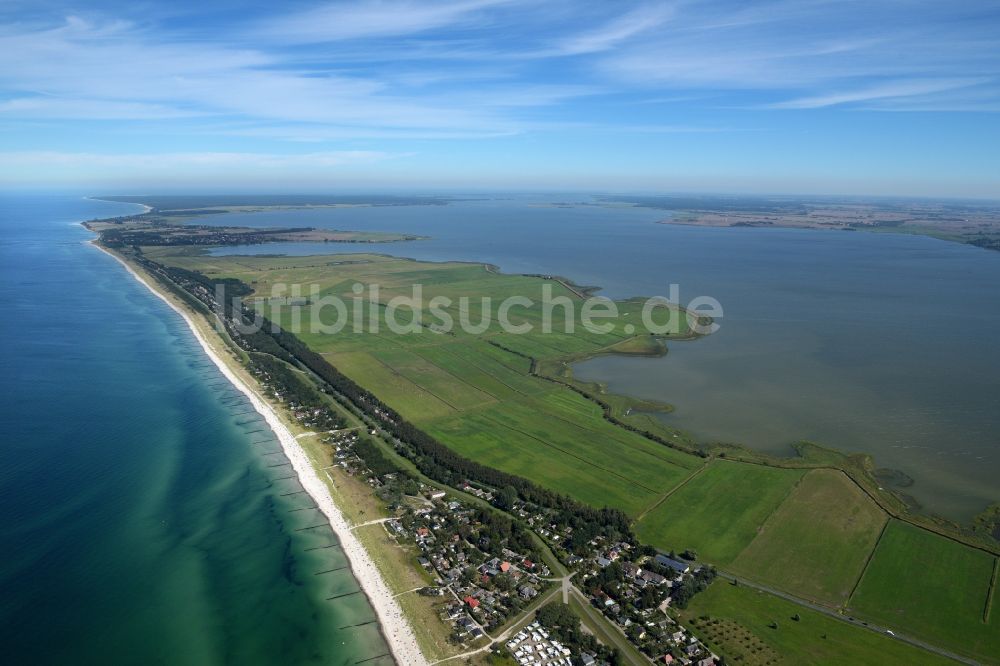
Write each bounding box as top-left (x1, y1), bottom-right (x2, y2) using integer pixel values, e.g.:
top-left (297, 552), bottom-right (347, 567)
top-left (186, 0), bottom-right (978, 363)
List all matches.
top-left (848, 520), bottom-right (1000, 662)
top-left (728, 469), bottom-right (887, 607)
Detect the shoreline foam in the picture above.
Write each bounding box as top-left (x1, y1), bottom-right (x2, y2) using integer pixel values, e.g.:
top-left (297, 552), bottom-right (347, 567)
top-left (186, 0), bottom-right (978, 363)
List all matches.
top-left (90, 239), bottom-right (427, 666)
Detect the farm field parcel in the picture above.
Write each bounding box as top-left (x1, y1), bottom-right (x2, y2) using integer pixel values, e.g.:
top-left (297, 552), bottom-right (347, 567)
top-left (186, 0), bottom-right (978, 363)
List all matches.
top-left (135, 244), bottom-right (999, 664)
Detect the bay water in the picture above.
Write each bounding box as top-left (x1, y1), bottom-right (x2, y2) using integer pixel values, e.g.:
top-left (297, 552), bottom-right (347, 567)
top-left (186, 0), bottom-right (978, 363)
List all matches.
top-left (205, 197), bottom-right (1000, 521)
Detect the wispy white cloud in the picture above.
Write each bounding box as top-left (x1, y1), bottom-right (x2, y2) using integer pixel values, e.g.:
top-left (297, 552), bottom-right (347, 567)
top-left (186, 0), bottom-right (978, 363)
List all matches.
top-left (0, 150), bottom-right (402, 186)
top-left (252, 0), bottom-right (517, 44)
top-left (0, 96), bottom-right (205, 120)
top-left (0, 1), bottom-right (998, 195)
top-left (0, 149), bottom-right (412, 189)
top-left (217, 124), bottom-right (520, 142)
top-left (548, 3), bottom-right (675, 56)
top-left (0, 10), bottom-right (627, 139)
top-left (0, 16), bottom-right (512, 132)
top-left (2, 150), bottom-right (397, 168)
top-left (4, 1), bottom-right (994, 139)
top-left (596, 1), bottom-right (1000, 109)
top-left (770, 78), bottom-right (989, 109)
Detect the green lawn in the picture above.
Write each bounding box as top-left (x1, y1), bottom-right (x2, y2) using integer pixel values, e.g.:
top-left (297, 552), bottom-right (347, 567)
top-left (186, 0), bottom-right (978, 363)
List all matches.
top-left (848, 520), bottom-right (999, 662)
top-left (729, 469), bottom-right (887, 607)
top-left (635, 460), bottom-right (805, 565)
top-left (681, 580), bottom-right (959, 665)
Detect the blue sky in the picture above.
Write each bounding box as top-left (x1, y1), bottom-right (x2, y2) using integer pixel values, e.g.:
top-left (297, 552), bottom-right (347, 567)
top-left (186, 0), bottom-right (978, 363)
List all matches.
top-left (1, 0), bottom-right (998, 197)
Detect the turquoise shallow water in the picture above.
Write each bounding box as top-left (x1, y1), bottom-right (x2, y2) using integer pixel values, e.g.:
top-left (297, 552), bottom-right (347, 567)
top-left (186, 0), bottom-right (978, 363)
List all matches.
top-left (0, 196), bottom-right (389, 665)
top-left (204, 197), bottom-right (1000, 521)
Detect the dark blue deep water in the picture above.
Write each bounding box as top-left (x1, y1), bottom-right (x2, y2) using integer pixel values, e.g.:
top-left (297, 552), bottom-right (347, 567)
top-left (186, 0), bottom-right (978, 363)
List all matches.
top-left (0, 196), bottom-right (387, 665)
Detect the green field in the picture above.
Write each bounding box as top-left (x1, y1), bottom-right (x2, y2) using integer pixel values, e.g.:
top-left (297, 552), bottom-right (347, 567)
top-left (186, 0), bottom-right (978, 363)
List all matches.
top-left (848, 520), bottom-right (1000, 662)
top-left (682, 580), bottom-right (959, 665)
top-left (150, 251), bottom-right (699, 515)
top-left (141, 246), bottom-right (1000, 661)
top-left (729, 469), bottom-right (887, 607)
top-left (429, 392), bottom-right (698, 514)
top-left (328, 350), bottom-right (460, 421)
top-left (634, 460), bottom-right (805, 565)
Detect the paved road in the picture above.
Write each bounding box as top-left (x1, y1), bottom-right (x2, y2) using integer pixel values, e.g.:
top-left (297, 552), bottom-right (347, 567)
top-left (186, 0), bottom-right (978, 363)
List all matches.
top-left (567, 587), bottom-right (650, 665)
top-left (716, 572), bottom-right (981, 666)
top-left (429, 587), bottom-right (561, 665)
top-left (310, 367), bottom-right (977, 665)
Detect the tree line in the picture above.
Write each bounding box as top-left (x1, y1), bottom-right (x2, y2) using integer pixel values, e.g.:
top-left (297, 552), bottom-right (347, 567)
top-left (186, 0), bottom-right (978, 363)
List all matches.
top-left (132, 255), bottom-right (643, 553)
top-left (227, 301), bottom-right (634, 545)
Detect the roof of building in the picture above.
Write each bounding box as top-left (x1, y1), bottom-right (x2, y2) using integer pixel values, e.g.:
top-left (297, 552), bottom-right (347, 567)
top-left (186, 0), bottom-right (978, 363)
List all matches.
top-left (655, 554), bottom-right (690, 572)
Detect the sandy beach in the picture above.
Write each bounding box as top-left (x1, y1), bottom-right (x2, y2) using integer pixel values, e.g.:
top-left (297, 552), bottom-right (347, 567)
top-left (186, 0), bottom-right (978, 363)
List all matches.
top-left (83, 197), bottom-right (153, 215)
top-left (92, 241), bottom-right (428, 666)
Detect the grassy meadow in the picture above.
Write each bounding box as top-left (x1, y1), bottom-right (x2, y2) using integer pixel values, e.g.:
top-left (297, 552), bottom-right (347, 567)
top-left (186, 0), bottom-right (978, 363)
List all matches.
top-left (428, 391), bottom-right (699, 515)
top-left (141, 246), bottom-right (1000, 663)
top-left (681, 580), bottom-right (960, 666)
top-left (848, 520), bottom-right (1000, 662)
top-left (151, 250), bottom-right (702, 515)
top-left (729, 469), bottom-right (887, 607)
top-left (634, 460), bottom-right (805, 565)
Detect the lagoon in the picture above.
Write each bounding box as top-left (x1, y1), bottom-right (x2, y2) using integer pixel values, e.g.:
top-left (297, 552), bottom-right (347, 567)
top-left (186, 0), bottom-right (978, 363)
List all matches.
top-left (205, 197), bottom-right (1000, 521)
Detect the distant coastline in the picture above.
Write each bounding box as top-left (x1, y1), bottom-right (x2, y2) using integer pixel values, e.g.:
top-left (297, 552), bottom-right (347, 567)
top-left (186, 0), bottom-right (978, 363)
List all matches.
top-left (597, 195), bottom-right (1000, 252)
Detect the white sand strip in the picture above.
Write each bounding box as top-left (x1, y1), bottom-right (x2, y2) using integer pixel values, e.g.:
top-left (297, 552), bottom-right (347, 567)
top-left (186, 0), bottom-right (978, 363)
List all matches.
top-left (83, 197), bottom-right (153, 215)
top-left (92, 242), bottom-right (427, 666)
